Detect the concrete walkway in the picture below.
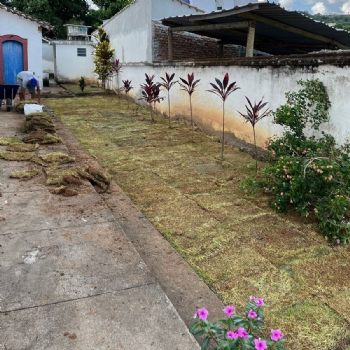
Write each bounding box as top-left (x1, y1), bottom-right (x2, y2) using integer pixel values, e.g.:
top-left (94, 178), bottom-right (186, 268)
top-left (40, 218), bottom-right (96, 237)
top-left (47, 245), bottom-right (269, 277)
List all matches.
top-left (0, 97), bottom-right (200, 349)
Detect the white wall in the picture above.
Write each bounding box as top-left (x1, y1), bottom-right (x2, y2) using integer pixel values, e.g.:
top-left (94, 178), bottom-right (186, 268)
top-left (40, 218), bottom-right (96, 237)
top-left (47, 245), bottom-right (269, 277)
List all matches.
top-left (190, 0), bottom-right (236, 11)
top-left (42, 42), bottom-right (54, 75)
top-left (53, 41), bottom-right (95, 82)
top-left (103, 0), bottom-right (204, 65)
top-left (117, 62), bottom-right (350, 147)
top-left (104, 0), bottom-right (152, 64)
top-left (151, 0), bottom-right (204, 20)
top-left (0, 10), bottom-right (43, 87)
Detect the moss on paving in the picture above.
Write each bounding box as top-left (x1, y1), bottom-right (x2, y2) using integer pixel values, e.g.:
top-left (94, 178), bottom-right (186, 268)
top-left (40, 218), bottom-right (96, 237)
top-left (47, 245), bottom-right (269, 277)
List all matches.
top-left (0, 136), bottom-right (23, 145)
top-left (32, 152), bottom-right (75, 167)
top-left (10, 168), bottom-right (41, 180)
top-left (0, 151), bottom-right (34, 161)
top-left (45, 94), bottom-right (350, 350)
top-left (7, 143), bottom-right (38, 152)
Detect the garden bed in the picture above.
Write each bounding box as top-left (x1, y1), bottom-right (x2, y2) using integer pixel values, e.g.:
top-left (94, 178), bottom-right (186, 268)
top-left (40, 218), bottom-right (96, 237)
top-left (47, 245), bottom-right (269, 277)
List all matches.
top-left (45, 94), bottom-right (350, 350)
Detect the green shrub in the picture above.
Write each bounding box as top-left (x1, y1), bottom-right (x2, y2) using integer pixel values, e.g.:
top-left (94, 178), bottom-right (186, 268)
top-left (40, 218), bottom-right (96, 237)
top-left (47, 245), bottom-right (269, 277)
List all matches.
top-left (261, 79), bottom-right (350, 244)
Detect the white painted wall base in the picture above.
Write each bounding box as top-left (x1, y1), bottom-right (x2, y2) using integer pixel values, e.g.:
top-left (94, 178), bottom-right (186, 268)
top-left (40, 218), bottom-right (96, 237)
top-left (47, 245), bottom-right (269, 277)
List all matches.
top-left (115, 61), bottom-right (350, 147)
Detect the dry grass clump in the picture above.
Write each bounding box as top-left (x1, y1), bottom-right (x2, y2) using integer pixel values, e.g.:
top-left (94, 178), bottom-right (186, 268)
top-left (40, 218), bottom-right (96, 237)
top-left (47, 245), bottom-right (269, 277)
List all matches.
top-left (7, 143), bottom-right (38, 152)
top-left (45, 167), bottom-right (81, 185)
top-left (22, 130), bottom-right (62, 144)
top-left (0, 151), bottom-right (34, 161)
top-left (0, 137), bottom-right (23, 145)
top-left (32, 152), bottom-right (75, 167)
top-left (10, 167), bottom-right (41, 180)
top-left (77, 164), bottom-right (110, 190)
top-left (49, 185), bottom-right (79, 196)
top-left (15, 100), bottom-right (39, 113)
top-left (23, 112), bottom-right (56, 134)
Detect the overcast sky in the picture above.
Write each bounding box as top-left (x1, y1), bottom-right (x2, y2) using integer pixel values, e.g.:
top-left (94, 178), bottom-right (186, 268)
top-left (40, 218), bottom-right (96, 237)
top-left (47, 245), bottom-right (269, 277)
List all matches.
top-left (277, 0), bottom-right (350, 14)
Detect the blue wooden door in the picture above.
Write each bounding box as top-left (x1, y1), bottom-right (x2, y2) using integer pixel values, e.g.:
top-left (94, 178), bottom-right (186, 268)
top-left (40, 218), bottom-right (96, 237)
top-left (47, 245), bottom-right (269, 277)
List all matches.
top-left (2, 40), bottom-right (24, 84)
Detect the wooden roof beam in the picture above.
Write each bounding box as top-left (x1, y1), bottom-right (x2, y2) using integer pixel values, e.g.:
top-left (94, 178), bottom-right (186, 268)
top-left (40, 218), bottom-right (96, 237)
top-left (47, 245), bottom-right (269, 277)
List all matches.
top-left (169, 21), bottom-right (249, 32)
top-left (238, 12), bottom-right (350, 49)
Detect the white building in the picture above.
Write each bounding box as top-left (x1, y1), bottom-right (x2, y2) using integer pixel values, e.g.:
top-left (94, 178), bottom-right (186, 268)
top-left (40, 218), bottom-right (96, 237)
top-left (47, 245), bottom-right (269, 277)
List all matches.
top-left (0, 3), bottom-right (53, 86)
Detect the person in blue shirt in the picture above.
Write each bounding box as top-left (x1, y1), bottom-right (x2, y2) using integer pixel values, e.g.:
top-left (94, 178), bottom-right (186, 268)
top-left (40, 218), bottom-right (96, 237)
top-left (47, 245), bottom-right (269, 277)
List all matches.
top-left (17, 71), bottom-right (41, 103)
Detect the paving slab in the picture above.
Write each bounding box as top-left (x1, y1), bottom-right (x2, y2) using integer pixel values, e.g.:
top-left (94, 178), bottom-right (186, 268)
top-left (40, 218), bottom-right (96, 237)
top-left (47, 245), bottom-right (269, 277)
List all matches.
top-left (0, 222), bottom-right (154, 312)
top-left (0, 164), bottom-right (46, 192)
top-left (0, 106), bottom-right (200, 349)
top-left (1, 284), bottom-right (199, 350)
top-left (0, 190), bottom-right (115, 234)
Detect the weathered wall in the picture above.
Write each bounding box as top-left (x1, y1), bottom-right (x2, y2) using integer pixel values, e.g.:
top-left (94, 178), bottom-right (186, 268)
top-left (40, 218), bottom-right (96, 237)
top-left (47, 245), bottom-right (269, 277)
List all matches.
top-left (103, 0), bottom-right (204, 65)
top-left (53, 41), bottom-right (95, 83)
top-left (153, 22), bottom-right (241, 62)
top-left (0, 10), bottom-right (43, 86)
top-left (116, 52), bottom-right (350, 147)
top-left (103, 0), bottom-right (152, 64)
top-left (42, 42), bottom-right (54, 76)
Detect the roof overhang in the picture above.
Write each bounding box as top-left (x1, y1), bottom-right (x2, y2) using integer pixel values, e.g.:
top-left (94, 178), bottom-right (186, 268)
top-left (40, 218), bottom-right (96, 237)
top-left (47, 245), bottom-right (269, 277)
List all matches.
top-left (162, 2), bottom-right (350, 56)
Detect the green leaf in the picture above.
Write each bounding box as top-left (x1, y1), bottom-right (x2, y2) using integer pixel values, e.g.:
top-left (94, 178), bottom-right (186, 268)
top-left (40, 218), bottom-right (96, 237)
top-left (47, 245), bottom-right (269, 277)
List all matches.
top-left (189, 322), bottom-right (200, 334)
top-left (201, 336), bottom-right (211, 350)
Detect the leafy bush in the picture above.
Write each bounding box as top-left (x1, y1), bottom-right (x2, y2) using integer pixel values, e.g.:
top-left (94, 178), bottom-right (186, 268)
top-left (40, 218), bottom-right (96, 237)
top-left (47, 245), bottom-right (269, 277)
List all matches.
top-left (190, 296), bottom-right (286, 350)
top-left (261, 79), bottom-right (350, 244)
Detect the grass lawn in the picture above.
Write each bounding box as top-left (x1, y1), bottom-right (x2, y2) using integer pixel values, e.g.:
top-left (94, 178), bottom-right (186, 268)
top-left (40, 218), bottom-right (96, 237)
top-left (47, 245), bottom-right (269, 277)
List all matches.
top-left (45, 94), bottom-right (350, 350)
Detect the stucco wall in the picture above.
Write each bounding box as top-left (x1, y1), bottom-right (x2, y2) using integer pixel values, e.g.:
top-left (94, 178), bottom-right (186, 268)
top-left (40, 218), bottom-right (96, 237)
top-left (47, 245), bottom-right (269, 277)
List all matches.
top-left (42, 42), bottom-right (54, 75)
top-left (103, 0), bottom-right (152, 64)
top-left (103, 0), bottom-right (204, 65)
top-left (116, 55), bottom-right (350, 147)
top-left (0, 10), bottom-right (43, 86)
top-left (53, 41), bottom-right (95, 82)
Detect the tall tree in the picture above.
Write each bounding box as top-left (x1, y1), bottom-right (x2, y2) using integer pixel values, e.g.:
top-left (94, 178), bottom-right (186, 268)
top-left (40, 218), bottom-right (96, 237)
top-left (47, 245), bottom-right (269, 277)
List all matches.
top-left (3, 0), bottom-right (89, 38)
top-left (90, 0), bottom-right (132, 20)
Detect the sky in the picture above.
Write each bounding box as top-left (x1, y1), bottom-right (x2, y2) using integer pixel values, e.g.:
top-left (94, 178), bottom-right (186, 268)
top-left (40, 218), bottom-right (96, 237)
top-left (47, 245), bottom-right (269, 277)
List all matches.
top-left (277, 0), bottom-right (350, 15)
top-left (190, 0), bottom-right (350, 15)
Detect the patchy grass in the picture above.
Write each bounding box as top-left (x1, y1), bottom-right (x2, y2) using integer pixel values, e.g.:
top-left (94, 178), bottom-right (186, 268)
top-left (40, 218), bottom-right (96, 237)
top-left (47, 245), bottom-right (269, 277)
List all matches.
top-left (61, 83), bottom-right (104, 94)
top-left (45, 94), bottom-right (350, 350)
top-left (10, 167), bottom-right (41, 180)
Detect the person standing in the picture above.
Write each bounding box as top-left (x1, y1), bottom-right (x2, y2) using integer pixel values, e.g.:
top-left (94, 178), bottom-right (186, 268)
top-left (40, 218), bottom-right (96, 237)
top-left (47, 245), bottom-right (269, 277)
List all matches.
top-left (17, 71), bottom-right (41, 103)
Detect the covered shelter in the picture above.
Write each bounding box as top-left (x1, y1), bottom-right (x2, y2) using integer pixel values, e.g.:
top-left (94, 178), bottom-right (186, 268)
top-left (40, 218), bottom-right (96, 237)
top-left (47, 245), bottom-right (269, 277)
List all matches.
top-left (162, 2), bottom-right (350, 58)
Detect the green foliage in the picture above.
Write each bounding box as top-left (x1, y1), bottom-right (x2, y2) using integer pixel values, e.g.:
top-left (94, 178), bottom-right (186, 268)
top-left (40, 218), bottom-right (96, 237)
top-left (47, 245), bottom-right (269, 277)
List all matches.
top-left (190, 297), bottom-right (286, 350)
top-left (93, 27), bottom-right (115, 89)
top-left (4, 0), bottom-right (89, 39)
top-left (262, 79), bottom-right (350, 244)
top-left (90, 0), bottom-right (132, 19)
top-left (79, 76), bottom-right (86, 92)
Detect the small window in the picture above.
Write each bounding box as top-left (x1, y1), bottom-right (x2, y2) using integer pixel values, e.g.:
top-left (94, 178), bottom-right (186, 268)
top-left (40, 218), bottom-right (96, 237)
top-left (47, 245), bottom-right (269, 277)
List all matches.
top-left (77, 48), bottom-right (86, 57)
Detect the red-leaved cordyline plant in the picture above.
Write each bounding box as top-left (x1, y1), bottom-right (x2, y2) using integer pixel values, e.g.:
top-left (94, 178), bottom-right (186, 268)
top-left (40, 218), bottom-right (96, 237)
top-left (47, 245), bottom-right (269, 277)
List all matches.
top-left (208, 73), bottom-right (240, 160)
top-left (110, 59), bottom-right (123, 97)
top-left (139, 74), bottom-right (164, 122)
top-left (159, 72), bottom-right (177, 128)
top-left (179, 73), bottom-right (200, 142)
top-left (121, 79), bottom-right (133, 108)
top-left (238, 97), bottom-right (270, 172)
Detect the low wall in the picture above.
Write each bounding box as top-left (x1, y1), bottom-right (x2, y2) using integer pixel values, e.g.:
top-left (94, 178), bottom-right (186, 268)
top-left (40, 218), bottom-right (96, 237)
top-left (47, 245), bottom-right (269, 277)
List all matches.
top-left (115, 51), bottom-right (350, 147)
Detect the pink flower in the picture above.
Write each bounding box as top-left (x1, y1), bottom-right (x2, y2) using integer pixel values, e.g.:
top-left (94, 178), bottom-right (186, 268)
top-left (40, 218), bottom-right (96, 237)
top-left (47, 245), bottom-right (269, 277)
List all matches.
top-left (227, 331), bottom-right (238, 339)
top-left (223, 305), bottom-right (235, 318)
top-left (194, 307), bottom-right (208, 320)
top-left (271, 329), bottom-right (284, 341)
top-left (254, 298), bottom-right (264, 306)
top-left (248, 309), bottom-right (257, 318)
top-left (254, 338), bottom-right (268, 350)
top-left (236, 327), bottom-right (248, 338)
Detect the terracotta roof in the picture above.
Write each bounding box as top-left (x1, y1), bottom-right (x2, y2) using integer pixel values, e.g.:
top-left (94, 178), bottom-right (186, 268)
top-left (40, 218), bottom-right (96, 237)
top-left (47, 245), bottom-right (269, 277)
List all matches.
top-left (0, 3), bottom-right (54, 31)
